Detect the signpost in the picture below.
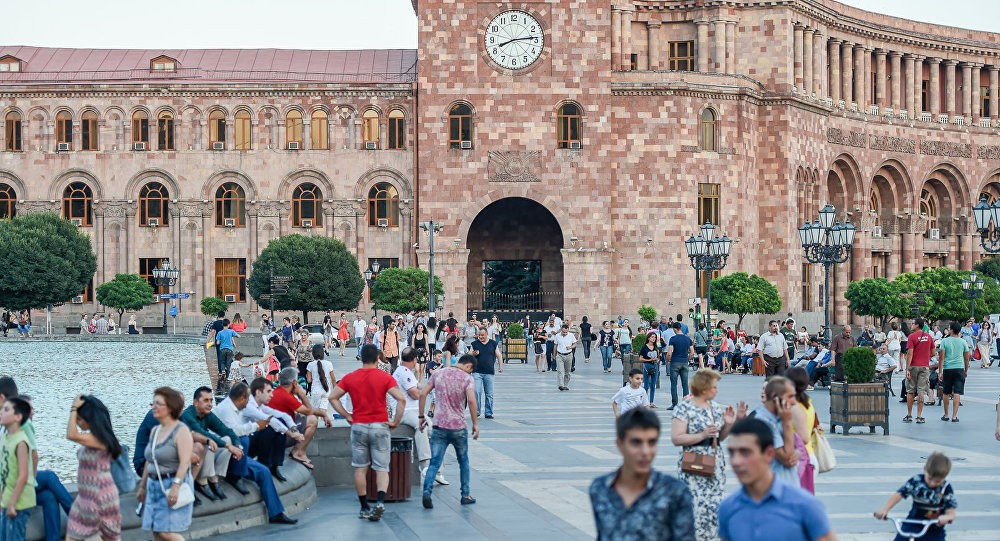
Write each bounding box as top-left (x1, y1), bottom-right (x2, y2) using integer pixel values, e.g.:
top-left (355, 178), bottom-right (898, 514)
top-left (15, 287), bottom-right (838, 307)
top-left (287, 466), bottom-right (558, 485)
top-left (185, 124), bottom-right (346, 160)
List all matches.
top-left (268, 270), bottom-right (293, 323)
top-left (158, 293), bottom-right (192, 300)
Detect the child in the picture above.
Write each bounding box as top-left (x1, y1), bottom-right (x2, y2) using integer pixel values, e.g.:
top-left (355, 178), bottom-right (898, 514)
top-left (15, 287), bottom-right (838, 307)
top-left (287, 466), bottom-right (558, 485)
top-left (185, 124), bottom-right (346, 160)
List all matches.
top-left (874, 452), bottom-right (956, 541)
top-left (1, 396), bottom-right (36, 541)
top-left (229, 352), bottom-right (248, 386)
top-left (611, 369), bottom-right (649, 417)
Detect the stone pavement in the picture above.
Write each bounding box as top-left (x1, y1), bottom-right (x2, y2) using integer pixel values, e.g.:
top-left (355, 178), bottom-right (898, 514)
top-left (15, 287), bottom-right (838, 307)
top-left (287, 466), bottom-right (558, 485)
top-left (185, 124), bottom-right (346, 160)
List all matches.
top-left (214, 351), bottom-right (1000, 541)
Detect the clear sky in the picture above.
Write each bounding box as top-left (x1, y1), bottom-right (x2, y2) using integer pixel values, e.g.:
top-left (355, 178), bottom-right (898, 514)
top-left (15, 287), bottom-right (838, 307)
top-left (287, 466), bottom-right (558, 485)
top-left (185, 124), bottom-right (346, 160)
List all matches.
top-left (0, 1), bottom-right (995, 50)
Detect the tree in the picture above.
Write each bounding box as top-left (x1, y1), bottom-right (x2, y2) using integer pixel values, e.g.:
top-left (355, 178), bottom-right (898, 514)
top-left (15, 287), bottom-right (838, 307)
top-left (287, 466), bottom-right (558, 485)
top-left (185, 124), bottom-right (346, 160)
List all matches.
top-left (483, 260), bottom-right (540, 296)
top-left (370, 267), bottom-right (444, 314)
top-left (893, 268), bottom-right (1000, 324)
top-left (973, 256), bottom-right (1000, 282)
top-left (200, 296), bottom-right (228, 317)
top-left (844, 278), bottom-right (907, 328)
top-left (637, 305), bottom-right (657, 326)
top-left (247, 234), bottom-right (364, 323)
top-left (709, 272), bottom-right (782, 330)
top-left (0, 212), bottom-right (96, 309)
top-left (96, 273), bottom-right (155, 324)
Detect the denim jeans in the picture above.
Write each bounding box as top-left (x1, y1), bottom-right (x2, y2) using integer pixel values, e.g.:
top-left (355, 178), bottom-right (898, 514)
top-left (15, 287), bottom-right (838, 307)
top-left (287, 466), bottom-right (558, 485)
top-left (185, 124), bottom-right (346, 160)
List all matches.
top-left (668, 362), bottom-right (690, 406)
top-left (620, 344), bottom-right (632, 357)
top-left (581, 340), bottom-right (591, 359)
top-left (545, 341), bottom-right (555, 371)
top-left (642, 362), bottom-right (658, 404)
top-left (473, 373), bottom-right (494, 417)
top-left (422, 428), bottom-right (470, 498)
top-left (599, 345), bottom-right (614, 370)
top-left (35, 470), bottom-right (72, 541)
top-left (0, 508), bottom-right (31, 541)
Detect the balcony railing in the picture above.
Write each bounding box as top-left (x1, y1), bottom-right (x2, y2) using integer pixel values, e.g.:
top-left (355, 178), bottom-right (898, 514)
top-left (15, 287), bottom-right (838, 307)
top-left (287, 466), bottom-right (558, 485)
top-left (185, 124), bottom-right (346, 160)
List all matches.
top-left (467, 289), bottom-right (563, 313)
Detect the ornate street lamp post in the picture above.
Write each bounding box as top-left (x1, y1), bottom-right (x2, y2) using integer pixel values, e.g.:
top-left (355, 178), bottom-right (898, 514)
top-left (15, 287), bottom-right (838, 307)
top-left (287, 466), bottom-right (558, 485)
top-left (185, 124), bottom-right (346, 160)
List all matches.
top-left (364, 260), bottom-right (381, 319)
top-left (420, 221), bottom-right (443, 315)
top-left (798, 203), bottom-right (856, 343)
top-left (685, 222), bottom-right (733, 334)
top-left (151, 260), bottom-right (179, 335)
top-left (973, 195), bottom-right (1000, 253)
top-left (962, 272), bottom-right (984, 320)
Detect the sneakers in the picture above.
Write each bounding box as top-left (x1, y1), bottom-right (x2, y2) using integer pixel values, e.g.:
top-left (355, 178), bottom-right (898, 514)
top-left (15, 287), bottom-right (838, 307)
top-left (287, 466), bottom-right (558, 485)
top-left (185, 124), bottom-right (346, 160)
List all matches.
top-left (359, 508), bottom-right (373, 520)
top-left (435, 472), bottom-right (450, 485)
top-left (422, 494), bottom-right (433, 509)
top-left (460, 496), bottom-right (477, 505)
top-left (368, 502), bottom-right (385, 521)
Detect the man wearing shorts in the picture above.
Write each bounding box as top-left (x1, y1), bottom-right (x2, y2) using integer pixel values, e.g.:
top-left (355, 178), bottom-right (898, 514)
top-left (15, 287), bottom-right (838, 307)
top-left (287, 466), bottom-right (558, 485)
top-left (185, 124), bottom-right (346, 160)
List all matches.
top-left (937, 321), bottom-right (970, 423)
top-left (903, 318), bottom-right (936, 424)
top-left (329, 344), bottom-right (406, 522)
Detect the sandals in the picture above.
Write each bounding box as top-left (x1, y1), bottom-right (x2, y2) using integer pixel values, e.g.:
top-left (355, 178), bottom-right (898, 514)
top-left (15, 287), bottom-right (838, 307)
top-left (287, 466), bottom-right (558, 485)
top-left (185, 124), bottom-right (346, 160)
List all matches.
top-left (915, 417), bottom-right (926, 424)
top-left (951, 418), bottom-right (960, 423)
top-left (289, 453), bottom-right (314, 470)
top-left (648, 403), bottom-right (658, 408)
top-left (902, 415), bottom-right (913, 422)
top-left (941, 415), bottom-right (949, 421)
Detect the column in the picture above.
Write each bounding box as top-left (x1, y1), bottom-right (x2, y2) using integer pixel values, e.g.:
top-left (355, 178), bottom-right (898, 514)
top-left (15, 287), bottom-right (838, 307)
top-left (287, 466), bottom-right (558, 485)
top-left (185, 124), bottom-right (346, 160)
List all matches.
top-left (621, 9), bottom-right (633, 70)
top-left (904, 54), bottom-right (916, 114)
top-left (991, 67), bottom-right (999, 121)
top-left (842, 42), bottom-right (854, 104)
top-left (726, 21), bottom-right (737, 74)
top-left (972, 64), bottom-right (982, 121)
top-left (914, 56), bottom-right (925, 114)
top-left (813, 29), bottom-right (825, 96)
top-left (944, 59), bottom-right (958, 116)
top-left (611, 8), bottom-right (621, 70)
top-left (647, 21), bottom-right (660, 70)
top-left (901, 231), bottom-right (916, 273)
top-left (929, 58), bottom-right (941, 116)
top-left (853, 45), bottom-right (865, 107)
top-left (875, 49), bottom-right (887, 106)
top-left (696, 21), bottom-right (710, 72)
top-left (793, 25), bottom-right (805, 91)
top-left (961, 63), bottom-right (972, 119)
top-left (890, 52), bottom-right (902, 109)
top-left (863, 47), bottom-right (872, 107)
top-left (803, 28), bottom-right (814, 96)
top-left (829, 40), bottom-right (841, 101)
top-left (714, 19), bottom-right (726, 72)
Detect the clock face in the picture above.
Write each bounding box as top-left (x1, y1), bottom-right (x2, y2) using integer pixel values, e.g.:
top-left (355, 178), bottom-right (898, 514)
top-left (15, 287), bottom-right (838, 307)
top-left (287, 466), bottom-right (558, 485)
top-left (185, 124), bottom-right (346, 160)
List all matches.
top-left (484, 10), bottom-right (544, 71)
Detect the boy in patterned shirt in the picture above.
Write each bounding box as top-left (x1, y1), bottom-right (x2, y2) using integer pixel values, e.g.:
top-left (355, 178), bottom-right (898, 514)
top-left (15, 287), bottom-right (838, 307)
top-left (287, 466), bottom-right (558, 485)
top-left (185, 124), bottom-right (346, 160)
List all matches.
top-left (612, 369), bottom-right (649, 417)
top-left (874, 452), bottom-right (956, 541)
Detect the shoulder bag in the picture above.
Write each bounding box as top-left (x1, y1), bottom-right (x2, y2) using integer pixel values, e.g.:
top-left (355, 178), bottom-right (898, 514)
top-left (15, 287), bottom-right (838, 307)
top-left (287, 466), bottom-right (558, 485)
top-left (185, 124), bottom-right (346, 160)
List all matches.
top-left (150, 425), bottom-right (195, 510)
top-left (812, 424), bottom-right (837, 473)
top-left (110, 444), bottom-right (137, 493)
top-left (680, 405), bottom-right (717, 478)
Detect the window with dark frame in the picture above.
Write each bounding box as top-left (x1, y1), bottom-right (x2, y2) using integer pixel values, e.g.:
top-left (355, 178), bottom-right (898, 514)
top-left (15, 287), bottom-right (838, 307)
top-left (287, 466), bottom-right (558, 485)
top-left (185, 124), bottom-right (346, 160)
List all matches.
top-left (981, 86), bottom-right (991, 118)
top-left (367, 258), bottom-right (399, 274)
top-left (62, 182), bottom-right (93, 226)
top-left (388, 110), bottom-right (405, 150)
top-left (286, 110), bottom-right (303, 147)
top-left (367, 182), bottom-right (399, 227)
top-left (921, 80), bottom-right (928, 112)
top-left (292, 183), bottom-right (322, 228)
top-left (139, 182), bottom-right (169, 227)
top-left (139, 257), bottom-right (169, 299)
top-left (215, 182), bottom-right (246, 227)
top-left (697, 182), bottom-right (721, 226)
top-left (56, 111), bottom-right (72, 149)
top-left (362, 110), bottom-right (379, 147)
top-left (668, 41), bottom-right (694, 71)
top-left (132, 111), bottom-right (149, 145)
top-left (0, 183), bottom-right (16, 219)
top-left (157, 112), bottom-right (174, 150)
top-left (801, 263), bottom-right (813, 311)
top-left (215, 258), bottom-right (247, 302)
top-left (629, 53), bottom-right (638, 71)
top-left (4, 112), bottom-right (21, 151)
top-left (448, 103), bottom-right (473, 148)
top-left (79, 279), bottom-right (94, 303)
top-left (556, 103), bottom-right (581, 149)
top-left (81, 112), bottom-right (98, 151)
top-left (209, 110), bottom-right (226, 147)
top-left (700, 109), bottom-right (718, 151)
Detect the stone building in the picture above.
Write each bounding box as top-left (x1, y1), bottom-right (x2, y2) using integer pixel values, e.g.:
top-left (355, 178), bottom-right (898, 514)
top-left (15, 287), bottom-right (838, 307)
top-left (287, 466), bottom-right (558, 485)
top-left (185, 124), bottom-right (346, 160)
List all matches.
top-left (3, 0), bottom-right (1000, 329)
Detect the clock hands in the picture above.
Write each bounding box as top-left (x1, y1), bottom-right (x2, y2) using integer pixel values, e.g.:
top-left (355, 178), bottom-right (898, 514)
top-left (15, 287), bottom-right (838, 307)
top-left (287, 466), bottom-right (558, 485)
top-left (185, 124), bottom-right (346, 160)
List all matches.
top-left (496, 36), bottom-right (536, 48)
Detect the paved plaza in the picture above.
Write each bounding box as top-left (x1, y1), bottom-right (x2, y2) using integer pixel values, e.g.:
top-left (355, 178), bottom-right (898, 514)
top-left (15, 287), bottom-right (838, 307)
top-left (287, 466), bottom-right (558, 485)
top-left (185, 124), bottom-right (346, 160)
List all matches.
top-left (216, 351), bottom-right (1000, 541)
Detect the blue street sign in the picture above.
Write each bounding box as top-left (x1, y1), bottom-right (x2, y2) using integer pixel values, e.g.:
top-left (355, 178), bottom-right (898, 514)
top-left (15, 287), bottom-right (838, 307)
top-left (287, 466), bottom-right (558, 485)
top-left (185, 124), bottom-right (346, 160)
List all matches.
top-left (169, 306), bottom-right (179, 317)
top-left (158, 293), bottom-right (192, 300)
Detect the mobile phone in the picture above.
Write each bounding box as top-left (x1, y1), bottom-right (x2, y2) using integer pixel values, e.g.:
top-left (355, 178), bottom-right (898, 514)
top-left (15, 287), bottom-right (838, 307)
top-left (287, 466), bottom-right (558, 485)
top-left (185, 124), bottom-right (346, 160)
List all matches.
top-left (135, 502), bottom-right (144, 516)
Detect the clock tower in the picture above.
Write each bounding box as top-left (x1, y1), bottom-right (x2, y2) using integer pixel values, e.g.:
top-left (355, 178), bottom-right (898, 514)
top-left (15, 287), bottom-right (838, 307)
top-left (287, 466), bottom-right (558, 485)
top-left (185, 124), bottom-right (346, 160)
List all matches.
top-left (415, 1), bottom-right (618, 320)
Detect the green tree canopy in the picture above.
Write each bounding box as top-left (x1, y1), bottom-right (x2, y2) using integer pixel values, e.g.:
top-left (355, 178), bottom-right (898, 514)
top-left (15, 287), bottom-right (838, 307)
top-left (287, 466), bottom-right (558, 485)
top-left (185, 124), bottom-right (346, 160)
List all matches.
top-left (96, 273), bottom-right (155, 324)
top-left (844, 278), bottom-right (907, 328)
top-left (247, 234), bottom-right (364, 322)
top-left (637, 305), bottom-right (657, 326)
top-left (973, 256), bottom-right (1000, 282)
top-left (200, 296), bottom-right (228, 317)
top-left (0, 212), bottom-right (96, 309)
top-left (892, 267), bottom-right (1000, 324)
top-left (370, 267), bottom-right (444, 314)
top-left (709, 272), bottom-right (782, 330)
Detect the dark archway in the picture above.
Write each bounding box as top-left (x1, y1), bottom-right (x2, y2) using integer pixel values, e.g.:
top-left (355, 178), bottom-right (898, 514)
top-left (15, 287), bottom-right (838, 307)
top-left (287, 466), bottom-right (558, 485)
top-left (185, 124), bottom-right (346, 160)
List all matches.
top-left (466, 197), bottom-right (563, 319)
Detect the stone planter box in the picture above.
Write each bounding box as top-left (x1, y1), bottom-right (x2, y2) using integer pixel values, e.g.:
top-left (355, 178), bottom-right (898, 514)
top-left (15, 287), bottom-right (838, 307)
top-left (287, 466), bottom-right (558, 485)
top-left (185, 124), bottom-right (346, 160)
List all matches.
top-left (829, 381), bottom-right (890, 435)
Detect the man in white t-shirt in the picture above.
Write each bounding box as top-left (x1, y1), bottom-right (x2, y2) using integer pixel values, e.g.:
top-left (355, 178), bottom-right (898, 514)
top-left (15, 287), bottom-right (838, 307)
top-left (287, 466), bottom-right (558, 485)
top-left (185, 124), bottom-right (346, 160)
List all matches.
top-left (392, 348), bottom-right (446, 486)
top-left (612, 369), bottom-right (649, 417)
top-left (353, 314), bottom-right (368, 359)
top-left (552, 324), bottom-right (578, 391)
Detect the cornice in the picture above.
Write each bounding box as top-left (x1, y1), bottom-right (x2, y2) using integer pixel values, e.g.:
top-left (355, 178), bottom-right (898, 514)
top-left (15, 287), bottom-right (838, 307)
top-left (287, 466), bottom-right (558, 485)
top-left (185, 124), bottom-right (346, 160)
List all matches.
top-left (0, 86), bottom-right (413, 99)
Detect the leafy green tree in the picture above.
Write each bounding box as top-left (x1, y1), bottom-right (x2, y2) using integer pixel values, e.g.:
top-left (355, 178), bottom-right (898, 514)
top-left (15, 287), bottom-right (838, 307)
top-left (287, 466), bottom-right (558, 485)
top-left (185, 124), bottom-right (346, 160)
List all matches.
top-left (893, 268), bottom-right (1000, 324)
top-left (709, 272), bottom-right (782, 330)
top-left (0, 212), bottom-right (96, 309)
top-left (637, 305), bottom-right (657, 326)
top-left (370, 267), bottom-right (444, 315)
top-left (96, 273), bottom-right (155, 324)
top-left (483, 260), bottom-right (540, 296)
top-left (200, 296), bottom-right (228, 317)
top-left (844, 278), bottom-right (907, 328)
top-left (247, 234), bottom-right (364, 323)
top-left (973, 256), bottom-right (1000, 282)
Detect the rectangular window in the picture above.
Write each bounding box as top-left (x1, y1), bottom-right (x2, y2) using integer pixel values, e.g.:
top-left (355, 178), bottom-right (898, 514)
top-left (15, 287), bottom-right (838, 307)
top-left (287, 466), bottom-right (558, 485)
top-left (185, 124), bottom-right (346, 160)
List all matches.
top-left (449, 116), bottom-right (471, 148)
top-left (210, 118), bottom-right (226, 145)
top-left (697, 182), bottom-right (721, 226)
top-left (921, 80), bottom-right (928, 112)
top-left (981, 86), bottom-right (991, 118)
top-left (57, 119), bottom-right (72, 147)
top-left (4, 119), bottom-right (21, 151)
top-left (132, 118), bottom-right (149, 144)
top-left (215, 258), bottom-right (247, 302)
top-left (234, 117), bottom-right (251, 150)
top-left (668, 41), bottom-right (694, 71)
top-left (388, 116), bottom-right (405, 150)
top-left (311, 116), bottom-right (329, 150)
top-left (629, 53), bottom-right (638, 71)
top-left (696, 269), bottom-right (720, 298)
top-left (801, 263), bottom-right (812, 311)
top-left (81, 118), bottom-right (97, 151)
top-left (158, 118), bottom-right (174, 150)
top-left (139, 258), bottom-right (169, 300)
top-left (80, 279), bottom-right (94, 302)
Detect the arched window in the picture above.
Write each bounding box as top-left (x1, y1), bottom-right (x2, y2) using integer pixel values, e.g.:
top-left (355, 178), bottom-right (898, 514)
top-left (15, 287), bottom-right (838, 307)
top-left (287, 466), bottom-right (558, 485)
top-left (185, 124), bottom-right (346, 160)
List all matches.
top-left (209, 110), bottom-right (226, 148)
top-left (139, 181), bottom-right (169, 227)
top-left (131, 111), bottom-right (149, 148)
top-left (869, 189), bottom-right (880, 227)
top-left (388, 109), bottom-right (405, 150)
top-left (286, 110), bottom-right (303, 149)
top-left (448, 103), bottom-right (473, 148)
top-left (367, 182), bottom-right (399, 227)
top-left (362, 110), bottom-right (379, 148)
top-left (62, 182), bottom-right (93, 226)
top-left (157, 112), bottom-right (174, 150)
top-left (920, 189), bottom-right (938, 236)
top-left (556, 103), bottom-right (581, 149)
top-left (81, 111), bottom-right (98, 151)
top-left (56, 111), bottom-right (73, 150)
top-left (234, 110), bottom-right (252, 150)
top-left (700, 108), bottom-right (718, 151)
top-left (292, 183), bottom-right (322, 228)
top-left (0, 184), bottom-right (16, 218)
top-left (311, 110), bottom-right (329, 150)
top-left (980, 191), bottom-right (997, 205)
top-left (215, 182), bottom-right (246, 227)
top-left (4, 112), bottom-right (21, 151)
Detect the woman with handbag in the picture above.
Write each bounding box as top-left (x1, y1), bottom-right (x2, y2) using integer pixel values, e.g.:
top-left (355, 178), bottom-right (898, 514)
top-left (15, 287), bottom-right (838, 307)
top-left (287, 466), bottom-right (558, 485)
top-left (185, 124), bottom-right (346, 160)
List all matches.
top-left (671, 369), bottom-right (747, 541)
top-left (976, 320), bottom-right (993, 368)
top-left (786, 367), bottom-right (818, 493)
top-left (65, 395), bottom-right (124, 541)
top-left (137, 387), bottom-right (195, 541)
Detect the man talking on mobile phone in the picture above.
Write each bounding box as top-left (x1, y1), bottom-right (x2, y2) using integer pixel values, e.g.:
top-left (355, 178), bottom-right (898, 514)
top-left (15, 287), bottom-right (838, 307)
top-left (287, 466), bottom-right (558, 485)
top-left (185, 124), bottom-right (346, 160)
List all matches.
top-left (750, 377), bottom-right (800, 486)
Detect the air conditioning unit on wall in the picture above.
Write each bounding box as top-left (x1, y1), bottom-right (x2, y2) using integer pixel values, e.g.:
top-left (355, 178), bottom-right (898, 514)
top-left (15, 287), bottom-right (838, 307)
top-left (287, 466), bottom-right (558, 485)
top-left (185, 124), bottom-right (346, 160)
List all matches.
top-left (377, 218), bottom-right (389, 228)
top-left (212, 141), bottom-right (225, 151)
top-left (133, 142), bottom-right (147, 151)
top-left (147, 218), bottom-right (159, 227)
top-left (301, 219), bottom-right (313, 228)
top-left (569, 141), bottom-right (582, 149)
top-left (71, 218), bottom-right (83, 227)
top-left (71, 296), bottom-right (84, 304)
top-left (928, 228), bottom-right (941, 240)
top-left (872, 226), bottom-right (883, 238)
top-left (288, 141), bottom-right (300, 150)
top-left (224, 218), bottom-right (236, 228)
top-left (57, 142), bottom-right (70, 151)
top-left (365, 141), bottom-right (377, 150)
top-left (224, 294), bottom-right (237, 303)
top-left (460, 140), bottom-right (472, 149)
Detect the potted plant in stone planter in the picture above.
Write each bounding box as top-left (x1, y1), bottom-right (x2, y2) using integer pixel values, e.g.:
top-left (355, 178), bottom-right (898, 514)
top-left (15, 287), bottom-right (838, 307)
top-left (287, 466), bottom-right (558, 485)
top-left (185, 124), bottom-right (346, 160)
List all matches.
top-left (503, 323), bottom-right (527, 364)
top-left (830, 346), bottom-right (890, 435)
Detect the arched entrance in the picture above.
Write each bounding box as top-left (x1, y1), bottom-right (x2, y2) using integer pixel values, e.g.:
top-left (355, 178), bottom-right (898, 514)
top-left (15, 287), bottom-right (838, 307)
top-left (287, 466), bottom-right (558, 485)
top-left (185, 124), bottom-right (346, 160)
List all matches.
top-left (466, 197), bottom-right (563, 320)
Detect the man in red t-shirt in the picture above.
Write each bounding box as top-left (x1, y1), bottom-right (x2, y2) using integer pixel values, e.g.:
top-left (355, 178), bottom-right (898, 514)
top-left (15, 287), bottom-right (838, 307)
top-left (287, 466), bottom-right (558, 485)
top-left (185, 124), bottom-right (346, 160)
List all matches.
top-left (329, 344), bottom-right (406, 522)
top-left (270, 367), bottom-right (327, 471)
top-left (904, 318), bottom-right (936, 424)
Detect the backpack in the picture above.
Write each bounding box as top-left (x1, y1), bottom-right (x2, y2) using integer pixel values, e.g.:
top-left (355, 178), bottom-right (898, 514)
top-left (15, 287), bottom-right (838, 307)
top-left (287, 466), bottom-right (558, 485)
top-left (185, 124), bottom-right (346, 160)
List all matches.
top-left (110, 444), bottom-right (137, 493)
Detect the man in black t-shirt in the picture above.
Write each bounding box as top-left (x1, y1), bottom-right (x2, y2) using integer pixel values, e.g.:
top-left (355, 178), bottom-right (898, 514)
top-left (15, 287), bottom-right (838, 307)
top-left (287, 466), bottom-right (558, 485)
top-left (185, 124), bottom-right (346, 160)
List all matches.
top-left (665, 323), bottom-right (695, 410)
top-left (470, 328), bottom-right (503, 419)
top-left (207, 311), bottom-right (227, 389)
